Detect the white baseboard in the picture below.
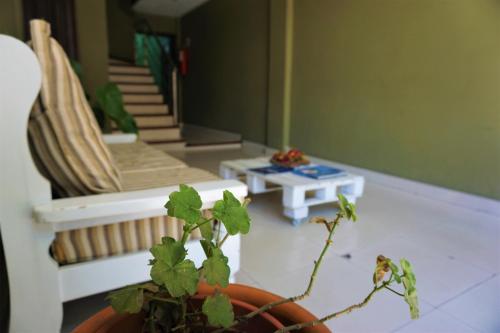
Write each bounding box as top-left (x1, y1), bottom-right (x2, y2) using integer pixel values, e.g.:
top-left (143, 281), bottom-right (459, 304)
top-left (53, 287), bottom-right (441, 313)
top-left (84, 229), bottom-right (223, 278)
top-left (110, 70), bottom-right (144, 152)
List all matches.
top-left (182, 123), bottom-right (242, 143)
top-left (186, 143), bottom-right (243, 152)
top-left (242, 141), bottom-right (500, 217)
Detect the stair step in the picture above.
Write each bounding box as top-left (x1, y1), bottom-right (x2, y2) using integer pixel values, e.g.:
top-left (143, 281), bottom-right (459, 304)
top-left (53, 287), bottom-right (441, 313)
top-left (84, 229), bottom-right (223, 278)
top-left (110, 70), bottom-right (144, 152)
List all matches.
top-left (109, 58), bottom-right (132, 65)
top-left (112, 115), bottom-right (174, 129)
top-left (109, 65), bottom-right (150, 75)
top-left (150, 140), bottom-right (186, 151)
top-left (110, 74), bottom-right (154, 84)
top-left (118, 84), bottom-right (159, 94)
top-left (122, 94), bottom-right (163, 104)
top-left (125, 104), bottom-right (168, 115)
top-left (138, 127), bottom-right (181, 142)
top-left (135, 115), bottom-right (175, 127)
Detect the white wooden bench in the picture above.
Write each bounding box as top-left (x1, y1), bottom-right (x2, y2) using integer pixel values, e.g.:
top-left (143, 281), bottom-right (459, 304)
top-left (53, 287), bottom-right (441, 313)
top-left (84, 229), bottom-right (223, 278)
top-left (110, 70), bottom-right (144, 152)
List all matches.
top-left (0, 35), bottom-right (247, 333)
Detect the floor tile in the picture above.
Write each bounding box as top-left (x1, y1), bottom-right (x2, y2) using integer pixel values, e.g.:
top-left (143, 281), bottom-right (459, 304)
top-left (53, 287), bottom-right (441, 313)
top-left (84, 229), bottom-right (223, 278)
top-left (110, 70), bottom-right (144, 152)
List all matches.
top-left (440, 275), bottom-right (500, 333)
top-left (62, 292), bottom-right (108, 333)
top-left (347, 236), bottom-right (494, 307)
top-left (394, 309), bottom-right (479, 333)
top-left (232, 269), bottom-right (262, 288)
top-left (258, 255), bottom-right (433, 333)
top-left (60, 148), bottom-right (500, 333)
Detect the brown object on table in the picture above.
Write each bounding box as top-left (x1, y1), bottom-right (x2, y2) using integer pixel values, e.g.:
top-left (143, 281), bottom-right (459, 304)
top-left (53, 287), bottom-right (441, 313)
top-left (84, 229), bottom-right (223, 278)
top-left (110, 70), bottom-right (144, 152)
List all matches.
top-left (271, 148), bottom-right (310, 168)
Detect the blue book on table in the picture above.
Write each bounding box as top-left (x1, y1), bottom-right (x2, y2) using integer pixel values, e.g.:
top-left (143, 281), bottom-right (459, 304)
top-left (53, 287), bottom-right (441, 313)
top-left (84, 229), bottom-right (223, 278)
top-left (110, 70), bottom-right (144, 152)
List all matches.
top-left (293, 165), bottom-right (346, 180)
top-left (249, 165), bottom-right (291, 175)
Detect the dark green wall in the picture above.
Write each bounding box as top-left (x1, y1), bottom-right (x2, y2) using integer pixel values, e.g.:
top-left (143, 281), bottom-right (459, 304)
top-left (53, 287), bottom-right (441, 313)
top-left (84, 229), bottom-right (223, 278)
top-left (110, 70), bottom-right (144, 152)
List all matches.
top-left (0, 0), bottom-right (108, 101)
top-left (107, 0), bottom-right (179, 61)
top-left (75, 0), bottom-right (109, 101)
top-left (181, 0), bottom-right (269, 143)
top-left (107, 0), bottom-right (137, 61)
top-left (290, 0), bottom-right (500, 200)
top-left (0, 0), bottom-right (23, 39)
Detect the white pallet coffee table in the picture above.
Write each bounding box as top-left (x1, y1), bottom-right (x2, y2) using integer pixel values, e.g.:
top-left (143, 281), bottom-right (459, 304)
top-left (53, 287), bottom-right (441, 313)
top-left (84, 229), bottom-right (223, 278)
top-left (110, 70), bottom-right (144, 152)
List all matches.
top-left (220, 157), bottom-right (365, 225)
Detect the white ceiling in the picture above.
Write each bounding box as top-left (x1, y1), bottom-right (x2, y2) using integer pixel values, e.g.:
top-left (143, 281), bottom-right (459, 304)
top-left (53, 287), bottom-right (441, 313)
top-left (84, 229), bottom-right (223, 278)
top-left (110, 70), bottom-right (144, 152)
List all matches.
top-left (133, 0), bottom-right (210, 17)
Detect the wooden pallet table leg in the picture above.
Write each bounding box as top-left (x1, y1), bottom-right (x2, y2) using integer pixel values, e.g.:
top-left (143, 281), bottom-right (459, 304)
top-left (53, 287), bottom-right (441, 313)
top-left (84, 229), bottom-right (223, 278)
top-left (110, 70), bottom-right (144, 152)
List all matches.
top-left (219, 164), bottom-right (238, 179)
top-left (247, 174), bottom-right (267, 193)
top-left (282, 186), bottom-right (308, 226)
top-left (337, 176), bottom-right (365, 203)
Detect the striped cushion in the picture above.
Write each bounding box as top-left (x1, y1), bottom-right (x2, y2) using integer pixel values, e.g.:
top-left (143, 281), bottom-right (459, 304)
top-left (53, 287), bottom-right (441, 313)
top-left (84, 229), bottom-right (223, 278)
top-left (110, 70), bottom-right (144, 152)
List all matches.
top-left (52, 215), bottom-right (208, 265)
top-left (51, 144), bottom-right (219, 265)
top-left (51, 169), bottom-right (219, 264)
top-left (28, 19), bottom-right (122, 197)
top-left (122, 167), bottom-right (219, 191)
top-left (108, 141), bottom-right (187, 173)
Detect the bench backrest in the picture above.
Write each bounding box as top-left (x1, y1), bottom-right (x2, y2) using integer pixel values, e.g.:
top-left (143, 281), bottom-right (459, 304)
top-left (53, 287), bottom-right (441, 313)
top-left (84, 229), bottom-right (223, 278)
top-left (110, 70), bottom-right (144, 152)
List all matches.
top-left (0, 35), bottom-right (63, 332)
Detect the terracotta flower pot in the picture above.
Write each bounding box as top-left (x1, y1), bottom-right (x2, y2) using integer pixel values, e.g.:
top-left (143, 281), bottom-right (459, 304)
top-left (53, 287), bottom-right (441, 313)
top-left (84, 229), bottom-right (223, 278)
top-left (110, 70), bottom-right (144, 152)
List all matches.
top-left (198, 284), bottom-right (330, 333)
top-left (73, 283), bottom-right (331, 333)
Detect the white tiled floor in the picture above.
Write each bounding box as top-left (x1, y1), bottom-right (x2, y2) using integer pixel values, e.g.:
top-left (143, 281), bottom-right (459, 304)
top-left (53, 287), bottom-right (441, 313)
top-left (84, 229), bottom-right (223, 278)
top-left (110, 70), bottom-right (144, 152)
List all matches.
top-left (62, 148), bottom-right (500, 333)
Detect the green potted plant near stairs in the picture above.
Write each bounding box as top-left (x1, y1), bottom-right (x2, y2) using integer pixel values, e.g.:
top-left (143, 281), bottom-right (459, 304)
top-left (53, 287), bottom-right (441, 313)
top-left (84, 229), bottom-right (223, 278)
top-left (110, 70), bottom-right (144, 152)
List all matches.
top-left (73, 185), bottom-right (419, 333)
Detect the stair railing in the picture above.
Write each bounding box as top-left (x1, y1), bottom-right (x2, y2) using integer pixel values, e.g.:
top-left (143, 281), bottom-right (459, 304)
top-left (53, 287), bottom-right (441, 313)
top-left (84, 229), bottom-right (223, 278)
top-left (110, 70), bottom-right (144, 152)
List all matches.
top-left (134, 18), bottom-right (178, 124)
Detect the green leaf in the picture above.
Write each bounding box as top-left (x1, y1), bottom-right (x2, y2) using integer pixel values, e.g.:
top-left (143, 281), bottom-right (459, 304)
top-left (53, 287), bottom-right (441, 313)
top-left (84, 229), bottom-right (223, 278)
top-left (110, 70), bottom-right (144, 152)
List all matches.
top-left (202, 293), bottom-right (234, 328)
top-left (141, 282), bottom-right (160, 293)
top-left (91, 105), bottom-right (109, 132)
top-left (151, 259), bottom-right (199, 297)
top-left (388, 261), bottom-right (402, 284)
top-left (200, 239), bottom-right (214, 258)
top-left (203, 248), bottom-right (230, 287)
top-left (107, 285), bottom-right (144, 314)
top-left (401, 259), bottom-right (419, 319)
top-left (197, 218), bottom-right (213, 240)
top-left (149, 237), bottom-right (199, 297)
top-left (96, 83), bottom-right (138, 134)
top-left (151, 237), bottom-right (186, 267)
top-left (337, 194), bottom-right (357, 221)
top-left (213, 190), bottom-right (250, 235)
top-left (165, 184), bottom-right (203, 226)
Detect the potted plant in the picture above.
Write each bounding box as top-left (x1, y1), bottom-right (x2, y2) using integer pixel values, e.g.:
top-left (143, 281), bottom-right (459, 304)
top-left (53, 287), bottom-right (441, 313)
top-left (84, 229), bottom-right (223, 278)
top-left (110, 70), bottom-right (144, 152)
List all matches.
top-left (74, 185), bottom-right (419, 333)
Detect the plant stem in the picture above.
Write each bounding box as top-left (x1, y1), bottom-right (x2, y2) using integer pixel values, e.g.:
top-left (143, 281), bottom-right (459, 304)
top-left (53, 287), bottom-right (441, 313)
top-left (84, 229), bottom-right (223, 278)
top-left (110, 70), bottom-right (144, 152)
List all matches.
top-left (217, 233), bottom-right (230, 248)
top-left (190, 218), bottom-right (213, 232)
top-left (146, 295), bottom-right (180, 304)
top-left (179, 295), bottom-right (188, 333)
top-left (273, 282), bottom-right (388, 333)
top-left (384, 286), bottom-right (404, 297)
top-left (216, 220), bottom-right (222, 244)
top-left (213, 214), bottom-right (343, 333)
top-left (181, 228), bottom-right (190, 244)
top-left (148, 303), bottom-right (156, 333)
top-left (243, 215), bottom-right (341, 318)
top-left (181, 218), bottom-right (215, 245)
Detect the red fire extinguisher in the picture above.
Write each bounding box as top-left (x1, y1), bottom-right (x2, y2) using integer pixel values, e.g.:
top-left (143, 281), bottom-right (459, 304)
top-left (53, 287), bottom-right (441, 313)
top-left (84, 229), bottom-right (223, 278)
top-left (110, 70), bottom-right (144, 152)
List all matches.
top-left (179, 48), bottom-right (189, 76)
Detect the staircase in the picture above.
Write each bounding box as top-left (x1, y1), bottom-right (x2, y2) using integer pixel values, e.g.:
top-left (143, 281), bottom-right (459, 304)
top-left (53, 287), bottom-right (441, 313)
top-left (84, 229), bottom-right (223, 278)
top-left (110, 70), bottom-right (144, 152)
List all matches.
top-left (109, 58), bottom-right (185, 150)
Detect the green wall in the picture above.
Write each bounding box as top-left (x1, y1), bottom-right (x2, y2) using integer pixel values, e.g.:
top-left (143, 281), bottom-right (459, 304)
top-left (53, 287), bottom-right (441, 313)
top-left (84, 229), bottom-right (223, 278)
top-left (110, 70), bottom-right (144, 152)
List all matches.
top-left (107, 0), bottom-right (179, 61)
top-left (75, 0), bottom-right (109, 101)
top-left (107, 0), bottom-right (137, 61)
top-left (0, 0), bottom-right (108, 101)
top-left (181, 0), bottom-right (269, 143)
top-left (290, 0), bottom-right (500, 200)
top-left (0, 0), bottom-right (23, 39)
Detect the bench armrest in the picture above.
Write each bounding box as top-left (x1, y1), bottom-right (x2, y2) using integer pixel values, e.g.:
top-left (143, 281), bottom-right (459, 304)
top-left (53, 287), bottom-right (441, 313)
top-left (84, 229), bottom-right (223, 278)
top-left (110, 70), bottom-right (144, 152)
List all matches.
top-left (34, 180), bottom-right (247, 232)
top-left (102, 133), bottom-right (138, 144)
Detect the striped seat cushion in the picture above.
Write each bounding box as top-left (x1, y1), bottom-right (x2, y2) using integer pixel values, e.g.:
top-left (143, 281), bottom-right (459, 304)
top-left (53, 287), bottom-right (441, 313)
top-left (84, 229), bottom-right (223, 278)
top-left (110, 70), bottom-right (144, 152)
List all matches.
top-left (52, 214), bottom-right (209, 265)
top-left (108, 141), bottom-right (187, 173)
top-left (121, 167), bottom-right (219, 191)
top-left (28, 19), bottom-right (122, 197)
top-left (51, 145), bottom-right (219, 265)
